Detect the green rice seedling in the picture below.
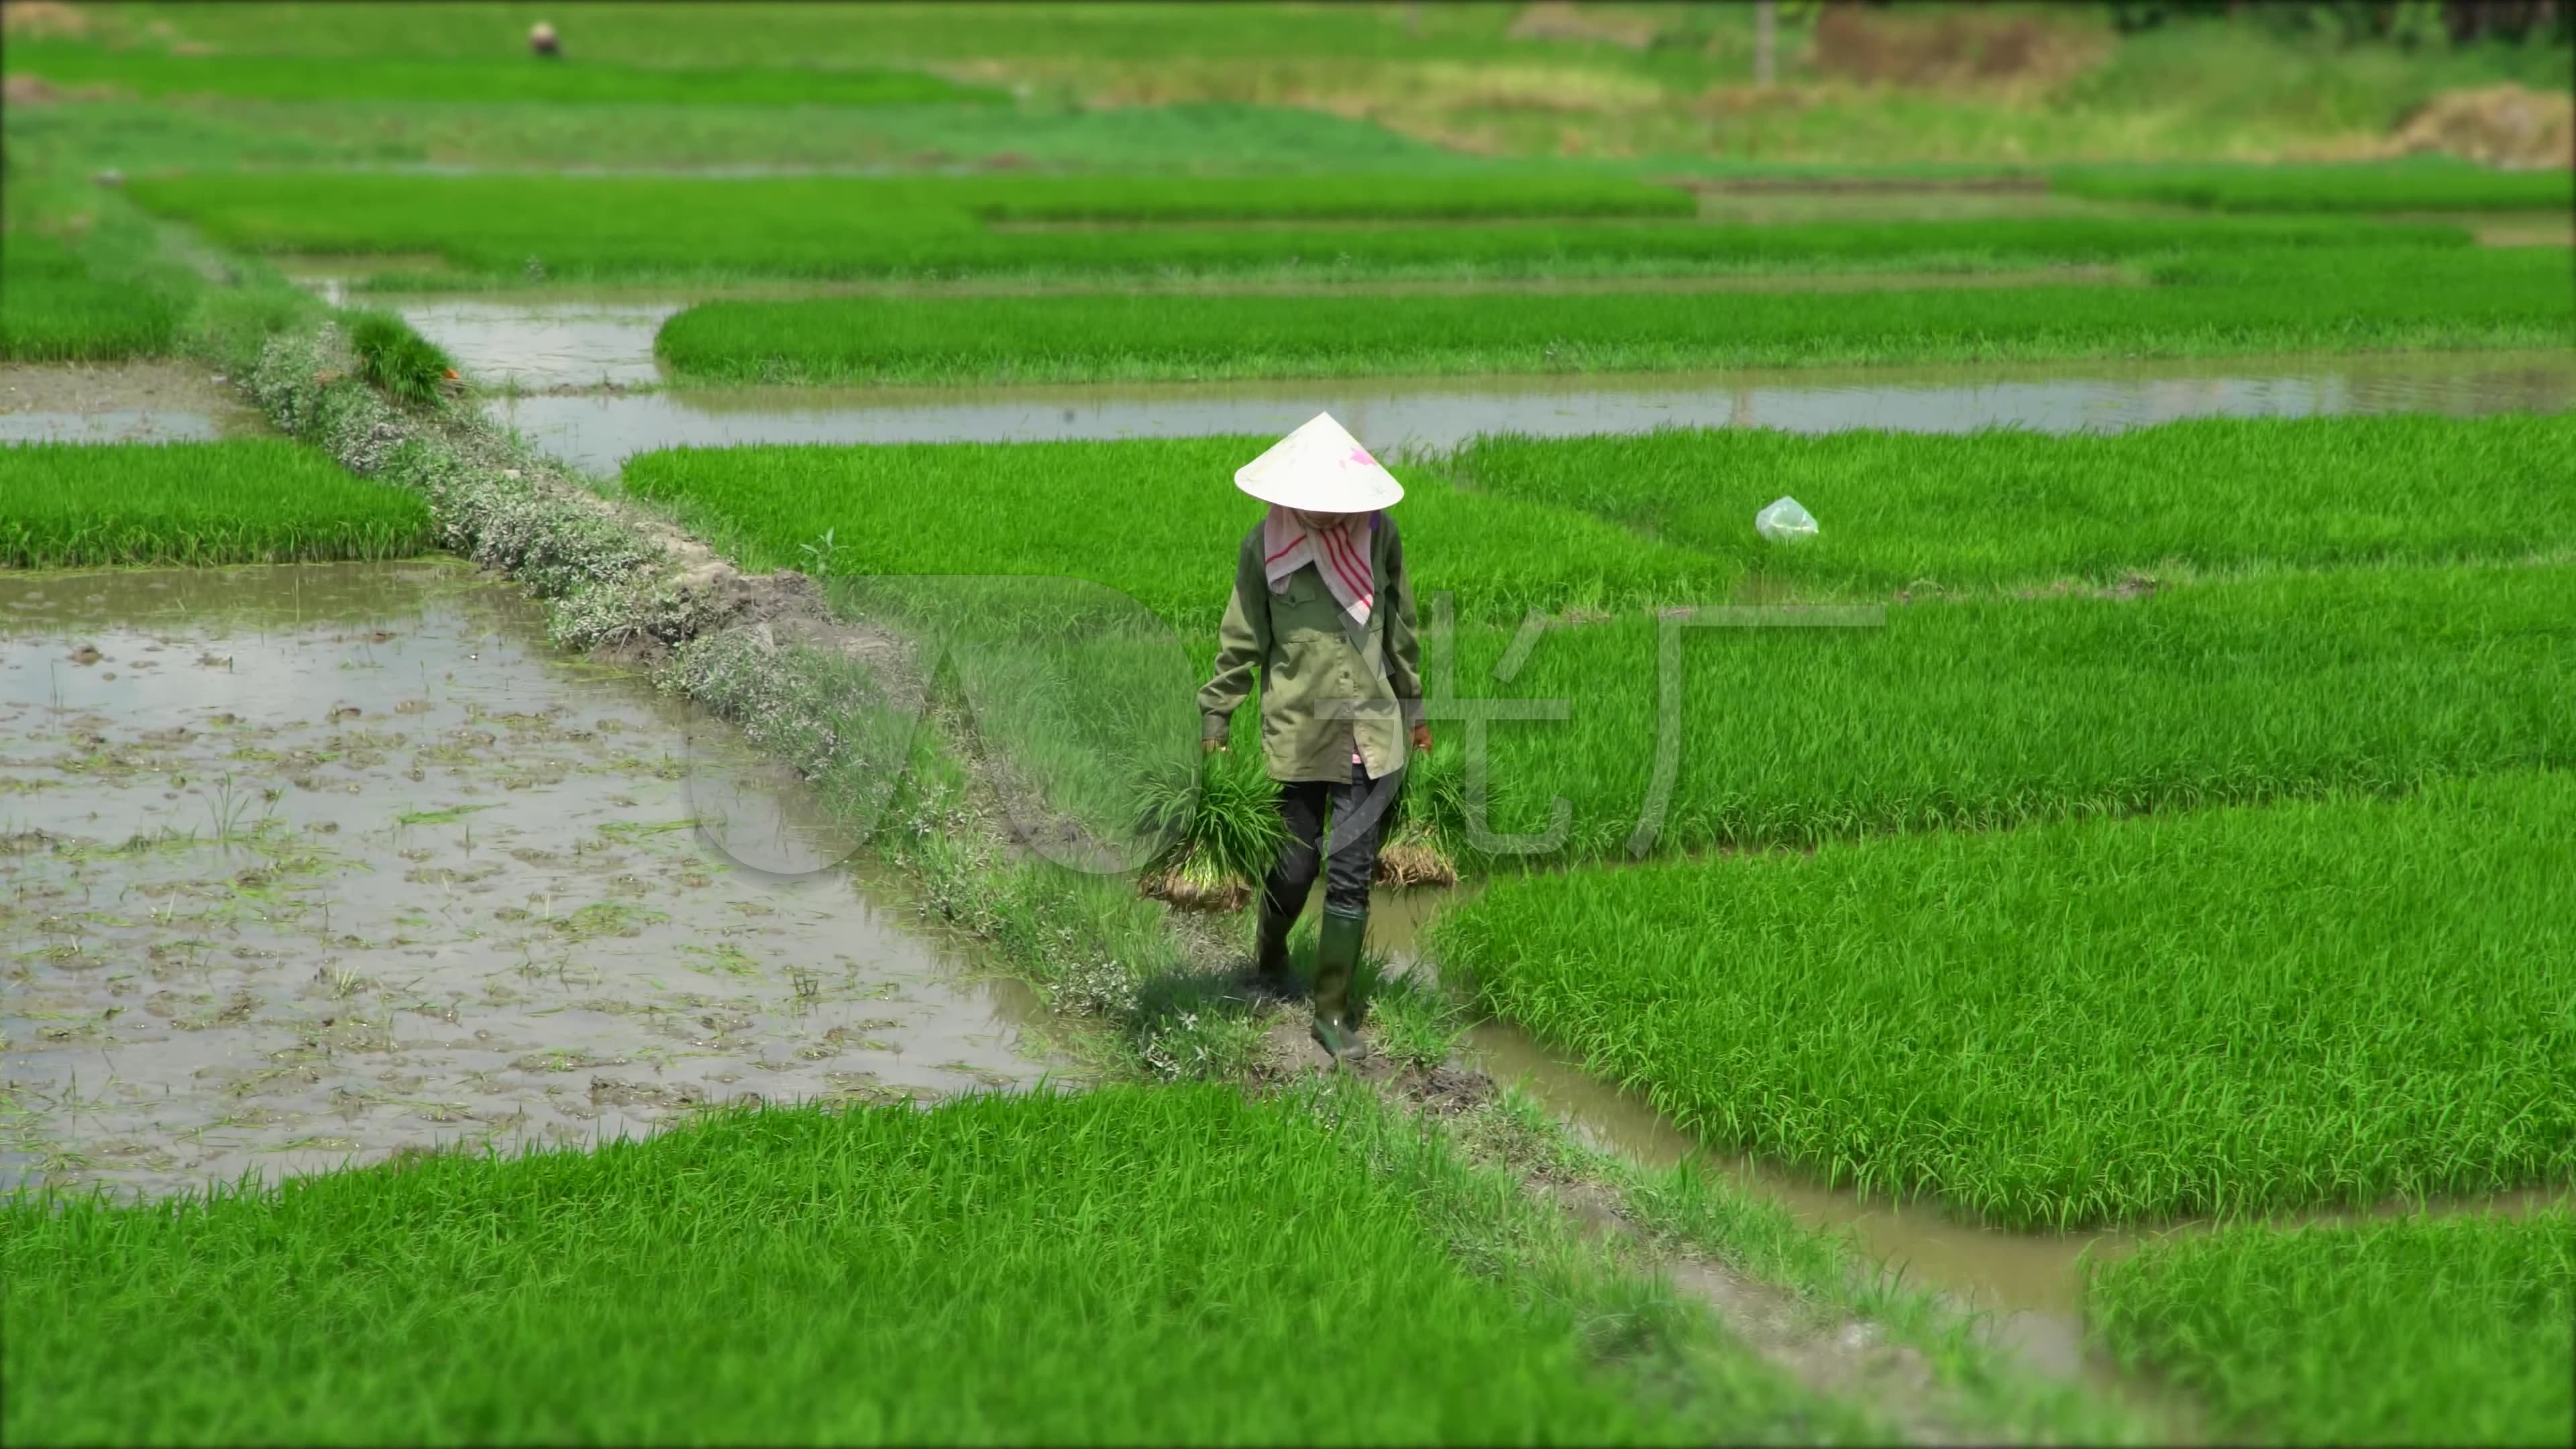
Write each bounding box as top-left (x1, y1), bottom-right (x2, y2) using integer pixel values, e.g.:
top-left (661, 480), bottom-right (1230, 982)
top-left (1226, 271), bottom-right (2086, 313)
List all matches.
top-left (0, 441), bottom-right (436, 568)
top-left (622, 437), bottom-right (1742, 637)
top-left (653, 244), bottom-right (2567, 384)
top-left (344, 309), bottom-right (456, 408)
top-left (1379, 738), bottom-right (1466, 886)
top-left (1447, 414), bottom-right (2576, 600)
top-left (123, 170), bottom-right (2471, 284)
top-left (1, 1083), bottom-right (1835, 1444)
top-left (2051, 159), bottom-right (2576, 213)
top-left (970, 173), bottom-right (1699, 223)
top-left (1430, 771), bottom-right (2576, 1231)
top-left (1, 40), bottom-right (1004, 107)
top-left (1419, 561), bottom-right (2576, 864)
top-left (0, 231), bottom-right (182, 361)
top-left (1135, 744), bottom-right (1284, 910)
top-left (2086, 1209), bottom-right (2576, 1445)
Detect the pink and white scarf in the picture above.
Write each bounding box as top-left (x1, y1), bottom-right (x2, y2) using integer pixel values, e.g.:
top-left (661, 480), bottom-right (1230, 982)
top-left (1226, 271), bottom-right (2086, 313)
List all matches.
top-left (1262, 506), bottom-right (1374, 627)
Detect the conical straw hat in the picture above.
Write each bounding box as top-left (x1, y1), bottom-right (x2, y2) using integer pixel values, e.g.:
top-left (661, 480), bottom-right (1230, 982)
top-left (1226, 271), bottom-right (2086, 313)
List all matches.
top-left (1233, 413), bottom-right (1403, 513)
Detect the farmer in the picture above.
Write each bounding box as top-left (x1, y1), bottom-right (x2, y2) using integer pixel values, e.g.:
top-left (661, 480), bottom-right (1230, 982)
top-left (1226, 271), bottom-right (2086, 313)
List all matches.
top-left (1198, 413), bottom-right (1431, 1063)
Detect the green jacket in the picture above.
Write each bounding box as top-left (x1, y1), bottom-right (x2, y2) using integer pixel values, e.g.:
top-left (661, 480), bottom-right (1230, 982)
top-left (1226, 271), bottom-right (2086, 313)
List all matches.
top-left (1199, 513), bottom-right (1424, 784)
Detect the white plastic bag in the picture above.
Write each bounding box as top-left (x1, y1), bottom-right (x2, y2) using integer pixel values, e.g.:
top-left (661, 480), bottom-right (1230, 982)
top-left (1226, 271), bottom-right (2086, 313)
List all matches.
top-left (1755, 496), bottom-right (1819, 545)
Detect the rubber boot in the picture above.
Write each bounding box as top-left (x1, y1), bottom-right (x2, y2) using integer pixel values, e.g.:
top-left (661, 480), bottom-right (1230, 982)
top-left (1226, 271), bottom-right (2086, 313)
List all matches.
top-left (1251, 890), bottom-right (1299, 998)
top-left (1309, 909), bottom-right (1371, 1063)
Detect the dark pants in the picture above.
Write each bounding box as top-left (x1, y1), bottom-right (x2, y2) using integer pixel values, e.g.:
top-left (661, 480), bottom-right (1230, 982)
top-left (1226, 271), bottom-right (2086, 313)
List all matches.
top-left (1263, 763), bottom-right (1401, 920)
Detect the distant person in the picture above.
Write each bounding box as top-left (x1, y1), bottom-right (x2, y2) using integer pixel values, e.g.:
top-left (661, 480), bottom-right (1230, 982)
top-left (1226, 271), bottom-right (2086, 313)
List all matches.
top-left (1198, 413), bottom-right (1430, 1064)
top-left (529, 21), bottom-right (560, 58)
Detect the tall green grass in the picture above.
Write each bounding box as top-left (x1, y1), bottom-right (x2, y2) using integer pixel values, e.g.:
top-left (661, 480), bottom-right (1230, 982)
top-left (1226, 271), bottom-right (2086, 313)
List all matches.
top-left (0, 231), bottom-right (182, 360)
top-left (1432, 772), bottom-right (2576, 1230)
top-left (1447, 414), bottom-right (2576, 600)
top-left (2052, 160), bottom-right (2576, 213)
top-left (123, 171), bottom-right (2471, 283)
top-left (2, 1085), bottom-right (1829, 1445)
top-left (0, 441), bottom-right (435, 568)
top-left (1432, 561), bottom-right (2576, 863)
top-left (2086, 1210), bottom-right (2576, 1445)
top-left (620, 437), bottom-right (1742, 636)
top-left (655, 245), bottom-right (2567, 384)
top-left (1, 39), bottom-right (1002, 106)
top-left (345, 309), bottom-right (457, 408)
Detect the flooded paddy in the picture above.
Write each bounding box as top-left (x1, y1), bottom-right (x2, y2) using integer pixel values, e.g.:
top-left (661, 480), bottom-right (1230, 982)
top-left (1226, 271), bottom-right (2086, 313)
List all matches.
top-left (484, 348), bottom-right (2576, 475)
top-left (0, 561), bottom-right (1058, 1201)
top-left (0, 360), bottom-right (269, 447)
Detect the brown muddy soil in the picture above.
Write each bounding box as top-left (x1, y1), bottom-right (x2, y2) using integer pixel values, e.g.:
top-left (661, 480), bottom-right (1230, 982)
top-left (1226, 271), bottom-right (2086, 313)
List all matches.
top-left (0, 561), bottom-right (1063, 1200)
top-left (0, 360), bottom-right (269, 445)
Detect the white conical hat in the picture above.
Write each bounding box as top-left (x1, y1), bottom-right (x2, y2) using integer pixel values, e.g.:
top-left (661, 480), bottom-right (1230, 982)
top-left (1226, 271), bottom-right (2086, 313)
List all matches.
top-left (1233, 412), bottom-right (1403, 513)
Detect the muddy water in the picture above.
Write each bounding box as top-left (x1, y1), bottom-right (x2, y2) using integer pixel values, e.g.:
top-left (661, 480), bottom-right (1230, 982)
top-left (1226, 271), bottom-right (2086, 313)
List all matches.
top-left (490, 350), bottom-right (2576, 476)
top-left (0, 360), bottom-right (269, 447)
top-left (339, 273), bottom-right (2121, 396)
top-left (386, 299), bottom-right (682, 392)
top-left (0, 561), bottom-right (1062, 1201)
top-left (1360, 886), bottom-right (2571, 1389)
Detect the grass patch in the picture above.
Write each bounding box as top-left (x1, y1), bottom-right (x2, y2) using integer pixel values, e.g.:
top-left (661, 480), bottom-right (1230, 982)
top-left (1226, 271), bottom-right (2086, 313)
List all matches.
top-left (121, 170), bottom-right (2472, 284)
top-left (653, 244), bottom-right (2567, 384)
top-left (1, 40), bottom-right (1002, 107)
top-left (2086, 1209), bottom-right (2576, 1444)
top-left (0, 441), bottom-right (435, 568)
top-left (1, 1085), bottom-right (1846, 1444)
top-left (1, 164), bottom-right (321, 370)
top-left (0, 230), bottom-right (182, 360)
top-left (1447, 413), bottom-right (2576, 600)
top-left (345, 309), bottom-right (455, 409)
top-left (619, 437), bottom-right (1741, 636)
top-left (1429, 561), bottom-right (2576, 863)
top-left (2051, 159), bottom-right (2576, 213)
top-left (1432, 771), bottom-right (2576, 1230)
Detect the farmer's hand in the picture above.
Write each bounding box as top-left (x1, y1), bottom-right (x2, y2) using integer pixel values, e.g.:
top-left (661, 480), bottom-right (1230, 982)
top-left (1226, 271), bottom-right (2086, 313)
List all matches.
top-left (1411, 722), bottom-right (1434, 752)
top-left (1202, 736), bottom-right (1224, 755)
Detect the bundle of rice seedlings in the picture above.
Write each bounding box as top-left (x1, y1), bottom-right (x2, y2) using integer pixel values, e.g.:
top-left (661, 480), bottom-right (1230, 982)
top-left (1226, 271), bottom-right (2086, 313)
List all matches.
top-left (1377, 743), bottom-right (1461, 889)
top-left (1134, 750), bottom-right (1283, 912)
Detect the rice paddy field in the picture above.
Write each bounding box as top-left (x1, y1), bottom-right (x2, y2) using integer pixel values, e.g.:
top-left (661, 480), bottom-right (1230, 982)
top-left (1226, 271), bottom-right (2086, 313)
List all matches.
top-left (2087, 1211), bottom-right (2576, 1444)
top-left (1443, 413), bottom-right (2576, 597)
top-left (122, 172), bottom-right (2490, 286)
top-left (0, 440), bottom-right (436, 566)
top-left (653, 244), bottom-right (2568, 383)
top-left (7, 1), bottom-right (2575, 1443)
top-left (3, 1083), bottom-right (1844, 1446)
top-left (1430, 771), bottom-right (2576, 1228)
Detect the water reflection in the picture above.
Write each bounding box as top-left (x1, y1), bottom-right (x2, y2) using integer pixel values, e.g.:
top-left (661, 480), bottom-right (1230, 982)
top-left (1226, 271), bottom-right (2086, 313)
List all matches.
top-left (488, 352), bottom-right (2576, 476)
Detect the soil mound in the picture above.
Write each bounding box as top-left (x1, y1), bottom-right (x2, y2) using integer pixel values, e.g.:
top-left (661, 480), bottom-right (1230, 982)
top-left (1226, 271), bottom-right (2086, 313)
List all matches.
top-left (1505, 2), bottom-right (1662, 52)
top-left (1809, 2), bottom-right (2105, 89)
top-left (2390, 84), bottom-right (2575, 170)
